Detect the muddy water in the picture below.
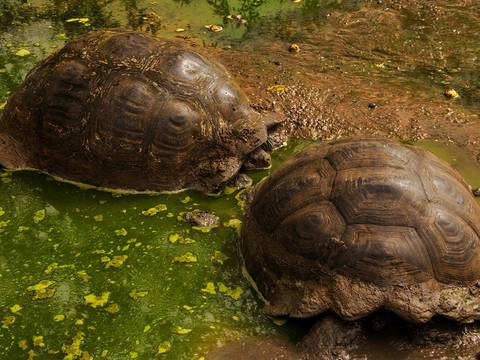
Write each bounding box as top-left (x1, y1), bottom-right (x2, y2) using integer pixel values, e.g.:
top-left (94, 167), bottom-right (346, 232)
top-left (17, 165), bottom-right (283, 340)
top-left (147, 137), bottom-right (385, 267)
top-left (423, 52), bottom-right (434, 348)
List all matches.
top-left (0, 0), bottom-right (479, 359)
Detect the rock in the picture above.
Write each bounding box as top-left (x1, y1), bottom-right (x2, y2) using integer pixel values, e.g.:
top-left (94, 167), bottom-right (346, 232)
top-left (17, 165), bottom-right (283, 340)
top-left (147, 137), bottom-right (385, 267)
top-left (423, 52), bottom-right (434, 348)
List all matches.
top-left (298, 316), bottom-right (364, 360)
top-left (183, 210), bottom-right (220, 228)
top-left (227, 173), bottom-right (253, 189)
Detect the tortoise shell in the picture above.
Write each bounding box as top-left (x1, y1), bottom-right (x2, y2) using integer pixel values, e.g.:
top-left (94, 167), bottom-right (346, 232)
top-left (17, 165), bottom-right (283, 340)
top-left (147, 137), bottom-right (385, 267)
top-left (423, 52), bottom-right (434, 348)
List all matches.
top-left (0, 29), bottom-right (280, 192)
top-left (241, 138), bottom-right (480, 323)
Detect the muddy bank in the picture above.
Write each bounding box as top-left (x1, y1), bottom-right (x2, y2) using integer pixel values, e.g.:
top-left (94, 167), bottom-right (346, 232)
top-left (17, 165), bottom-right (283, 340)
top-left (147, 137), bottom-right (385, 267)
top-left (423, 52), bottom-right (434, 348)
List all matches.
top-left (197, 0), bottom-right (480, 164)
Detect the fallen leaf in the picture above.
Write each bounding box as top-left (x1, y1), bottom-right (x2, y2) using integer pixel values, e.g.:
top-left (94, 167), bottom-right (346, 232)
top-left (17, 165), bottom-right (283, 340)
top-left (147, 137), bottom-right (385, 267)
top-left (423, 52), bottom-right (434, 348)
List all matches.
top-left (173, 326), bottom-right (192, 334)
top-left (15, 49), bottom-right (31, 57)
top-left (174, 252), bottom-right (197, 263)
top-left (10, 304), bottom-right (22, 313)
top-left (32, 336), bottom-right (45, 348)
top-left (201, 282), bottom-right (216, 295)
top-left (267, 84), bottom-right (287, 92)
top-left (129, 289), bottom-right (148, 299)
top-left (33, 209), bottom-right (46, 224)
top-left (84, 292), bottom-right (110, 308)
top-left (158, 341), bottom-right (171, 353)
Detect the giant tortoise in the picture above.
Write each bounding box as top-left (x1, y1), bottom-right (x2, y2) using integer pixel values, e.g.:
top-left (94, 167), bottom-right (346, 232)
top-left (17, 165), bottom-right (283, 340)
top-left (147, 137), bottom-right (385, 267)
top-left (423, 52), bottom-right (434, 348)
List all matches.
top-left (0, 29), bottom-right (282, 193)
top-left (240, 137), bottom-right (480, 358)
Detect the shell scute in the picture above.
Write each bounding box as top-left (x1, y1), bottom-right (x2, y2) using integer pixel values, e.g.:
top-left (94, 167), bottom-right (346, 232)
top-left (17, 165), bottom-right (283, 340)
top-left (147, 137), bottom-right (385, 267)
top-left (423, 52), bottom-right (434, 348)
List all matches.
top-left (331, 166), bottom-right (428, 227)
top-left (41, 59), bottom-right (90, 143)
top-left (252, 158), bottom-right (335, 233)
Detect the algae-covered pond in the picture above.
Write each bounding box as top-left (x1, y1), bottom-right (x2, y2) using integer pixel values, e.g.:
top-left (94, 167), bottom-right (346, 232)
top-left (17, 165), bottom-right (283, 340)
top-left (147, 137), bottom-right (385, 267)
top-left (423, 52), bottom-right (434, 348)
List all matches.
top-left (0, 139), bottom-right (478, 359)
top-left (0, 142), bottom-right (305, 360)
top-left (1, 0), bottom-right (480, 359)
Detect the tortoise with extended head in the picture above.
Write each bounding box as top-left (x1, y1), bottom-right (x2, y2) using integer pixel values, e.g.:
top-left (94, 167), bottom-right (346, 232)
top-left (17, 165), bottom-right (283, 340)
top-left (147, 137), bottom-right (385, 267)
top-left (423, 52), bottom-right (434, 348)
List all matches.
top-left (240, 138), bottom-right (480, 358)
top-left (0, 29), bottom-right (282, 193)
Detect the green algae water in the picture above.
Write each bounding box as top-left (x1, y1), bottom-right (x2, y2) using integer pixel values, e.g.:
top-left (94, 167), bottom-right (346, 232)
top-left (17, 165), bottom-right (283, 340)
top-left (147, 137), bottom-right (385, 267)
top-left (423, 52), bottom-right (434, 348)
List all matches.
top-left (0, 139), bottom-right (479, 359)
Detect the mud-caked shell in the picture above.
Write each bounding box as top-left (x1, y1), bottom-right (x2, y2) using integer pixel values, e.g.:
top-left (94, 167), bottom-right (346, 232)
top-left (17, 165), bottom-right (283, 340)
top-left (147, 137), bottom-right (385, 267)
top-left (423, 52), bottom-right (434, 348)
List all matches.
top-left (0, 29), bottom-right (280, 192)
top-left (241, 138), bottom-right (480, 323)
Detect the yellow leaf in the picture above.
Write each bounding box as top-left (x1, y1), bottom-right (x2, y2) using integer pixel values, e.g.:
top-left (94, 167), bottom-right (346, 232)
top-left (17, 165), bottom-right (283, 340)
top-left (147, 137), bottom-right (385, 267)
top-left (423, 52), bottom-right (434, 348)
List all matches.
top-left (218, 282), bottom-right (244, 300)
top-left (33, 209), bottom-right (46, 223)
top-left (0, 207), bottom-right (4, 216)
top-left (27, 280), bottom-right (55, 291)
top-left (158, 341), bottom-right (171, 353)
top-left (54, 314), bottom-right (65, 322)
top-left (180, 196), bottom-right (191, 204)
top-left (93, 214), bottom-right (103, 222)
top-left (115, 228), bottom-right (128, 236)
top-left (267, 84), bottom-right (287, 92)
top-left (168, 233), bottom-right (181, 243)
top-left (84, 292), bottom-right (110, 308)
top-left (173, 326), bottom-right (192, 334)
top-left (10, 304), bottom-right (22, 313)
top-left (105, 303), bottom-right (120, 314)
top-left (32, 335), bottom-right (45, 348)
top-left (0, 102), bottom-right (6, 110)
top-left (174, 252), bottom-right (197, 263)
top-left (2, 315), bottom-right (15, 328)
top-left (223, 218), bottom-right (242, 234)
top-left (192, 225), bottom-right (217, 233)
top-left (211, 250), bottom-right (228, 264)
top-left (77, 270), bottom-right (90, 284)
top-left (129, 289), bottom-right (148, 299)
top-left (27, 280), bottom-right (56, 300)
top-left (141, 204), bottom-right (167, 216)
top-left (15, 49), bottom-right (31, 57)
top-left (201, 282), bottom-right (216, 295)
top-left (105, 255), bottom-right (128, 268)
top-left (18, 339), bottom-right (28, 350)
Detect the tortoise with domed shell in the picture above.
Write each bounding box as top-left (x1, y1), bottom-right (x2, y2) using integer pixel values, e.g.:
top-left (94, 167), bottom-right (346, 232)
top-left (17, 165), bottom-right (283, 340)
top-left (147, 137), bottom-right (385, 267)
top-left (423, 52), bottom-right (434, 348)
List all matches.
top-left (0, 29), bottom-right (282, 193)
top-left (240, 137), bottom-right (480, 357)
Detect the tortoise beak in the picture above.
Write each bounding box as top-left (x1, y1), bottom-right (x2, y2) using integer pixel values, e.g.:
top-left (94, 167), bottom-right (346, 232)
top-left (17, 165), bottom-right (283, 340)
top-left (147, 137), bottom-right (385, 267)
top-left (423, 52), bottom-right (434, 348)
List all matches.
top-left (242, 111), bottom-right (286, 170)
top-left (260, 112), bottom-right (287, 152)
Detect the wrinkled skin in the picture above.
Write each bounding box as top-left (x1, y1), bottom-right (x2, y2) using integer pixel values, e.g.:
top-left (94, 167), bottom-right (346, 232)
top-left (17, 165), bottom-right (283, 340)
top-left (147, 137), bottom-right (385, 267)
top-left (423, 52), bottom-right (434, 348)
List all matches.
top-left (0, 29), bottom-right (283, 193)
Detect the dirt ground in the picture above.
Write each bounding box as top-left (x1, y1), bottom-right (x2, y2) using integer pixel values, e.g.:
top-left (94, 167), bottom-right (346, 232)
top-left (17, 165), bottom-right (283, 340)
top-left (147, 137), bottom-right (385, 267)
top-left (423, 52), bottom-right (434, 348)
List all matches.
top-left (204, 0), bottom-right (480, 164)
